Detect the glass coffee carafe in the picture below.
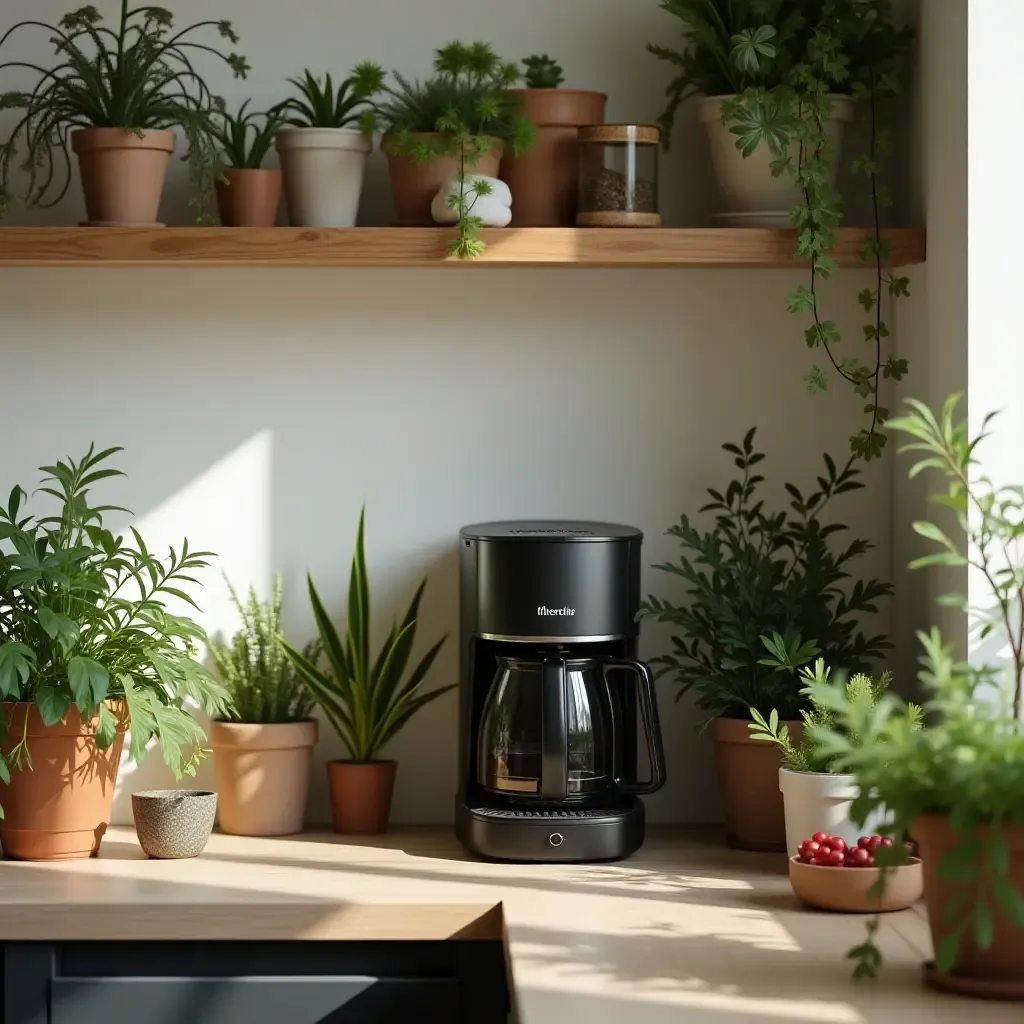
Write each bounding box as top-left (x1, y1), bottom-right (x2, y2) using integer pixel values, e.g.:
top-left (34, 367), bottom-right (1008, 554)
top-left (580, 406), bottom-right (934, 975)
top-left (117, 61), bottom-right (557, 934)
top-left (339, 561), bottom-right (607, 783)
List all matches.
top-left (477, 654), bottom-right (665, 804)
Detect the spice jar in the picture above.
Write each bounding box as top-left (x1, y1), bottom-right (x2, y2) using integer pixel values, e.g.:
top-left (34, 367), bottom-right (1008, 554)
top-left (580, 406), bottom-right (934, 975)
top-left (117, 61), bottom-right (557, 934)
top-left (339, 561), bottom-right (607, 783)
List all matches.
top-left (577, 125), bottom-right (661, 227)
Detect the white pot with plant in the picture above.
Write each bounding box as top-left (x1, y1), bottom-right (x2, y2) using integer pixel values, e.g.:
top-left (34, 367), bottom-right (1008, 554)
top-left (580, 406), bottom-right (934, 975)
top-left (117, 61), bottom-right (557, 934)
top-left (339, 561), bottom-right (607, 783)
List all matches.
top-left (274, 65), bottom-right (383, 227)
top-left (749, 644), bottom-right (918, 856)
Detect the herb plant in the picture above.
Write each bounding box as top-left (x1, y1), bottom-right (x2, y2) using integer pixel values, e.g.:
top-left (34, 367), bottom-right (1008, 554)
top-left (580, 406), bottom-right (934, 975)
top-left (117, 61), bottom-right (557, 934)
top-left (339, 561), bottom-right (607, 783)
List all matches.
top-left (209, 575), bottom-right (317, 725)
top-left (0, 1), bottom-right (249, 222)
top-left (639, 428), bottom-right (891, 721)
top-left (810, 395), bottom-right (1024, 978)
top-left (278, 65), bottom-right (385, 131)
top-left (208, 101), bottom-right (285, 170)
top-left (648, 0), bottom-right (914, 460)
top-left (522, 55), bottom-right (564, 90)
top-left (281, 508), bottom-right (455, 763)
top-left (378, 42), bottom-right (534, 259)
top-left (0, 446), bottom-right (231, 797)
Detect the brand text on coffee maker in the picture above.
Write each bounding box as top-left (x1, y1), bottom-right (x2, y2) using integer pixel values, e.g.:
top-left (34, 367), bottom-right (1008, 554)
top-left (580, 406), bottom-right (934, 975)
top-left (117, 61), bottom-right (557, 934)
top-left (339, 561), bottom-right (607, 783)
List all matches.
top-left (537, 606), bottom-right (575, 616)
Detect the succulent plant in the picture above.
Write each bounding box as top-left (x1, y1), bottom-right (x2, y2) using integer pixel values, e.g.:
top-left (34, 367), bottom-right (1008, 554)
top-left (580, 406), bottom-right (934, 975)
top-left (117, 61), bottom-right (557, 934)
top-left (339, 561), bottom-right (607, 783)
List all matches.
top-left (522, 54), bottom-right (564, 89)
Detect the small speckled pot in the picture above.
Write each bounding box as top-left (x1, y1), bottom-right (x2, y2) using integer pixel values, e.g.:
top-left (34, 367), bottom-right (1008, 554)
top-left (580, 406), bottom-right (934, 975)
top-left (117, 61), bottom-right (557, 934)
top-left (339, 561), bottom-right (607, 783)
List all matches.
top-left (132, 790), bottom-right (217, 859)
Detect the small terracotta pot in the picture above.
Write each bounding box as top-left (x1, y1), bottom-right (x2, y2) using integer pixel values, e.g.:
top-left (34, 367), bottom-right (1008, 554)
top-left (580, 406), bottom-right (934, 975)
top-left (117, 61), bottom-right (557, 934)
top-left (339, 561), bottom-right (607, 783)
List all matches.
top-left (71, 127), bottom-right (175, 226)
top-left (327, 759), bottom-right (396, 835)
top-left (0, 701), bottom-right (127, 861)
top-left (215, 168), bottom-right (282, 227)
top-left (916, 813), bottom-right (1024, 999)
top-left (384, 133), bottom-right (504, 226)
top-left (710, 716), bottom-right (802, 851)
top-left (211, 719), bottom-right (317, 836)
top-left (500, 89), bottom-right (606, 227)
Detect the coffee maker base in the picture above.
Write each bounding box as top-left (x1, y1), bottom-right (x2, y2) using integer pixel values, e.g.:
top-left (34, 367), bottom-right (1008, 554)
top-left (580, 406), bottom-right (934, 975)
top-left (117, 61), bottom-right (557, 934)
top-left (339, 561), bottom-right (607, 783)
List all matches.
top-left (456, 801), bottom-right (647, 863)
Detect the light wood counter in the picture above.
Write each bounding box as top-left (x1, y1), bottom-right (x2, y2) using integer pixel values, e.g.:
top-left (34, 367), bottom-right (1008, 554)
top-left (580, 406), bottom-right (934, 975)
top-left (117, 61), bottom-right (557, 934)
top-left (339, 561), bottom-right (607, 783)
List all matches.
top-left (0, 826), bottom-right (1008, 1023)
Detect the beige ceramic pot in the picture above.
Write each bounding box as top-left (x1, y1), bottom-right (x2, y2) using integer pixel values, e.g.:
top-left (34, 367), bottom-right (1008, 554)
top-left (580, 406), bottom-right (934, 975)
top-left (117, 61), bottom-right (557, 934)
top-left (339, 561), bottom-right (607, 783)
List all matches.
top-left (327, 759), bottom-right (396, 835)
top-left (211, 719), bottom-right (317, 836)
top-left (711, 716), bottom-right (802, 851)
top-left (788, 856), bottom-right (923, 912)
top-left (384, 133), bottom-right (503, 226)
top-left (71, 127), bottom-right (175, 226)
top-left (0, 701), bottom-right (127, 860)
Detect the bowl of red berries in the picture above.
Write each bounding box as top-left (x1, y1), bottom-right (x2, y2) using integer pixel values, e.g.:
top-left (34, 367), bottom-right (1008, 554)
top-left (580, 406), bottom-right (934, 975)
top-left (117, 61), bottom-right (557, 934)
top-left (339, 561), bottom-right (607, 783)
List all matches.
top-left (789, 833), bottom-right (923, 912)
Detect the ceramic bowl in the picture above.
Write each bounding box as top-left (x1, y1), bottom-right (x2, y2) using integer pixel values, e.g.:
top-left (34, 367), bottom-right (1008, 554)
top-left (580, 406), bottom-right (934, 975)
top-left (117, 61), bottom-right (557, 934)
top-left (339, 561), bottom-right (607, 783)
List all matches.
top-left (132, 789), bottom-right (217, 859)
top-left (789, 855), bottom-right (924, 912)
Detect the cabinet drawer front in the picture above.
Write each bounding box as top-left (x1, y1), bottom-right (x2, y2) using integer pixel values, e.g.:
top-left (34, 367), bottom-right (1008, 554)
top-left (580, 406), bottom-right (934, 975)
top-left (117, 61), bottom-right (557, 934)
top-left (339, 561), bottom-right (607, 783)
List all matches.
top-left (51, 977), bottom-right (458, 1024)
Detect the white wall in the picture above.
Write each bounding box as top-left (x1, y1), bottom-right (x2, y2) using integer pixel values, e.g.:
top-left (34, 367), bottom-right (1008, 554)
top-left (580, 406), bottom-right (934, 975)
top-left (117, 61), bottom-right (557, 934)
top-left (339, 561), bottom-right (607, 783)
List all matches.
top-left (0, 0), bottom-right (894, 825)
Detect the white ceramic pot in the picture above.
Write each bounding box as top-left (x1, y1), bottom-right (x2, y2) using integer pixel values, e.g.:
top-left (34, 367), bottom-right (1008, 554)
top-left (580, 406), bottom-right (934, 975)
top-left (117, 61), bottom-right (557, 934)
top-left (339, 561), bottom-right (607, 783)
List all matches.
top-left (275, 127), bottom-right (372, 227)
top-left (779, 767), bottom-right (886, 856)
top-left (697, 94), bottom-right (854, 227)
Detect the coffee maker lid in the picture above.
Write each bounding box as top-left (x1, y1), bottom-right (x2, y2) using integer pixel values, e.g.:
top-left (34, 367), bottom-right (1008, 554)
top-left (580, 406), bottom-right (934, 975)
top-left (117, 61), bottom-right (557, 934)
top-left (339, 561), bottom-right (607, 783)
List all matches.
top-left (460, 520), bottom-right (642, 542)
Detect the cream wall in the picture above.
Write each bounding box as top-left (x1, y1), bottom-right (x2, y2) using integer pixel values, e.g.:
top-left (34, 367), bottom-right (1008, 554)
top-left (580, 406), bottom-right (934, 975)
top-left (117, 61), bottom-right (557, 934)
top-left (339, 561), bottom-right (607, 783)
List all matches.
top-left (0, 0), bottom-right (894, 825)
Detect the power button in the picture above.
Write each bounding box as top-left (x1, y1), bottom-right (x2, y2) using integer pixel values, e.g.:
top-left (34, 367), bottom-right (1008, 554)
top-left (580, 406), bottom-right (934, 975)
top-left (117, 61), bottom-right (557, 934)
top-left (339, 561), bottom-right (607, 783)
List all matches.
top-left (548, 832), bottom-right (564, 847)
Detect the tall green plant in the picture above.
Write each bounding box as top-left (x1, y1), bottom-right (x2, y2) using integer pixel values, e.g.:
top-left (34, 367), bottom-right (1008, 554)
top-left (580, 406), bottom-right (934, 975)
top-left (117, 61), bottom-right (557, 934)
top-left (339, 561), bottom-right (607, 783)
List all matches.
top-left (209, 576), bottom-right (317, 724)
top-left (0, 1), bottom-right (249, 222)
top-left (648, 0), bottom-right (913, 460)
top-left (281, 508), bottom-right (454, 762)
top-left (639, 428), bottom-right (891, 721)
top-left (378, 42), bottom-right (534, 258)
top-left (0, 446), bottom-right (231, 797)
top-left (809, 395), bottom-right (1024, 978)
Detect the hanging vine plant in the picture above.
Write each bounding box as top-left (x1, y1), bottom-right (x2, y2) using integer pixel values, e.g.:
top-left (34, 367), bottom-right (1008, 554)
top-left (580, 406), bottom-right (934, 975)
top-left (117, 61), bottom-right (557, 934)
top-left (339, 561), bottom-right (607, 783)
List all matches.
top-left (650, 1), bottom-right (914, 461)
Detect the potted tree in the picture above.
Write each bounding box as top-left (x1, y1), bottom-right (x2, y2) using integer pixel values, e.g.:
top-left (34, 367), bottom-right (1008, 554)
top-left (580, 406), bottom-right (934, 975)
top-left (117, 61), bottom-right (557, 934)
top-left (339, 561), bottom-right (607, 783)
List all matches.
top-left (209, 576), bottom-right (319, 836)
top-left (640, 429), bottom-right (891, 850)
top-left (274, 65), bottom-right (384, 228)
top-left (499, 54), bottom-right (606, 227)
top-left (377, 41), bottom-right (534, 255)
top-left (0, 1), bottom-right (248, 225)
top-left (209, 102), bottom-right (286, 227)
top-left (812, 395), bottom-right (1024, 997)
top-left (0, 446), bottom-right (231, 861)
top-left (282, 508), bottom-right (454, 835)
top-left (748, 650), bottom-right (919, 855)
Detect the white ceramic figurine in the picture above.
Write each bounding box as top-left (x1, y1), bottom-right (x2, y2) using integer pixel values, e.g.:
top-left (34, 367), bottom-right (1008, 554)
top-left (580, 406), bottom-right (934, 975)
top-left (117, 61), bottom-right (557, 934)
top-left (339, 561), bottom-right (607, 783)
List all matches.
top-left (431, 174), bottom-right (513, 227)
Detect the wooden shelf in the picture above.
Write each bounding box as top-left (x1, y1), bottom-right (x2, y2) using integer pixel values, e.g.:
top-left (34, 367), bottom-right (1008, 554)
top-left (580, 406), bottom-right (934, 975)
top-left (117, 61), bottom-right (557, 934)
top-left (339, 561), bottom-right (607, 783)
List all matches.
top-left (0, 226), bottom-right (925, 268)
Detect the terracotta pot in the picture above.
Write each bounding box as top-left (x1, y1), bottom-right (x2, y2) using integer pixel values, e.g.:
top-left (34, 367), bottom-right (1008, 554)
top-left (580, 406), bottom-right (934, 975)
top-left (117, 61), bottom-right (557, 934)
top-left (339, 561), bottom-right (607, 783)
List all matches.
top-left (500, 90), bottom-right (606, 227)
top-left (215, 168), bottom-right (282, 227)
top-left (211, 719), bottom-right (317, 836)
top-left (710, 716), bottom-right (802, 851)
top-left (71, 127), bottom-right (175, 226)
top-left (326, 759), bottom-right (396, 835)
top-left (0, 701), bottom-right (127, 860)
top-left (916, 813), bottom-right (1024, 998)
top-left (384, 133), bottom-right (504, 226)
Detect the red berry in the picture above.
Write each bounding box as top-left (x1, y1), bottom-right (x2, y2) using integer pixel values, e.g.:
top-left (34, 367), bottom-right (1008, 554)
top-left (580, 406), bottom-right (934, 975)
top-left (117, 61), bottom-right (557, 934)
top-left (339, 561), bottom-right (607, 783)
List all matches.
top-left (879, 837), bottom-right (894, 848)
top-left (865, 853), bottom-right (875, 868)
top-left (812, 832), bottom-right (829, 844)
top-left (858, 836), bottom-right (871, 849)
top-left (828, 849), bottom-right (846, 867)
top-left (829, 837), bottom-right (847, 853)
top-left (867, 836), bottom-right (883, 851)
top-left (804, 841), bottom-right (821, 857)
top-left (848, 847), bottom-right (871, 868)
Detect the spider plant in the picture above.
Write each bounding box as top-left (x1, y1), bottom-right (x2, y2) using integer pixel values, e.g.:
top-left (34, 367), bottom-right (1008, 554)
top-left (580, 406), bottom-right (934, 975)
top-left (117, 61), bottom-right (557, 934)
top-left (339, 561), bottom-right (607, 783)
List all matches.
top-left (0, 1), bottom-right (249, 222)
top-left (281, 507), bottom-right (454, 764)
top-left (278, 64), bottom-right (385, 131)
top-left (208, 100), bottom-right (285, 170)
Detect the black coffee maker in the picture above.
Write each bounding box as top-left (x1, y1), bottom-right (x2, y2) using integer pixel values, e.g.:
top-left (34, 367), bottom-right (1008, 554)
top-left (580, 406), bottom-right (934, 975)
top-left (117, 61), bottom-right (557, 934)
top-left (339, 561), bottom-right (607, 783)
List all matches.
top-left (456, 520), bottom-right (666, 862)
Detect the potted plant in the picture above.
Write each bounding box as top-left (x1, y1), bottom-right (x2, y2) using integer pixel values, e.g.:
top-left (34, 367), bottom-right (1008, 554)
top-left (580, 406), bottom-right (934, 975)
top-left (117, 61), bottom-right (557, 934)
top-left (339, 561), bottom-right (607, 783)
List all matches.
top-left (0, 1), bottom-right (248, 225)
top-left (208, 576), bottom-right (319, 837)
top-left (376, 41), bottom-right (534, 255)
top-left (209, 101), bottom-right (286, 227)
top-left (811, 395), bottom-right (1024, 997)
top-left (0, 446), bottom-right (231, 861)
top-left (499, 54), bottom-right (606, 227)
top-left (274, 65), bottom-right (384, 228)
top-left (748, 650), bottom-right (919, 855)
top-left (639, 429), bottom-right (891, 850)
top-left (282, 508), bottom-right (454, 835)
top-left (647, 1), bottom-right (913, 463)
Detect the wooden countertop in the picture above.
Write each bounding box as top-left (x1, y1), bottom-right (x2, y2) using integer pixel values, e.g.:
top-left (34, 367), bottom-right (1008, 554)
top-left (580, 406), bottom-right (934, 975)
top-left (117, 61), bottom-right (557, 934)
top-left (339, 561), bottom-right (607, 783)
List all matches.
top-left (0, 827), bottom-right (1007, 1023)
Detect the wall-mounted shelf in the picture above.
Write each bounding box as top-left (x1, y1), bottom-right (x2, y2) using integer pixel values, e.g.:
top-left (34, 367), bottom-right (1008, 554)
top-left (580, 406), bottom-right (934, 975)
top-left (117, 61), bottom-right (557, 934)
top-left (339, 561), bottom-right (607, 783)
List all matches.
top-left (0, 226), bottom-right (925, 268)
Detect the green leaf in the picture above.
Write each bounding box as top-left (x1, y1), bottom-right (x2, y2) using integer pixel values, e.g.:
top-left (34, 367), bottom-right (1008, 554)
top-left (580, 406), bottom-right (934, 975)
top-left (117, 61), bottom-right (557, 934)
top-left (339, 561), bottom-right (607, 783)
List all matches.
top-left (0, 643), bottom-right (35, 697)
top-left (36, 684), bottom-right (70, 727)
top-left (993, 877), bottom-right (1024, 930)
top-left (0, 757), bottom-right (9, 785)
top-left (989, 827), bottom-right (1010, 876)
top-left (37, 606), bottom-right (81, 656)
top-left (68, 656), bottom-right (110, 711)
top-left (934, 931), bottom-right (962, 973)
top-left (95, 702), bottom-right (118, 751)
top-left (973, 899), bottom-right (994, 950)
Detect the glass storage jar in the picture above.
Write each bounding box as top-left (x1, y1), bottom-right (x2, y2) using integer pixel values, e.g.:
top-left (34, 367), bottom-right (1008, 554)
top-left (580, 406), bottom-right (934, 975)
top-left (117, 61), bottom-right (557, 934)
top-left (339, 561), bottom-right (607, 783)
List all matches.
top-left (577, 125), bottom-right (661, 227)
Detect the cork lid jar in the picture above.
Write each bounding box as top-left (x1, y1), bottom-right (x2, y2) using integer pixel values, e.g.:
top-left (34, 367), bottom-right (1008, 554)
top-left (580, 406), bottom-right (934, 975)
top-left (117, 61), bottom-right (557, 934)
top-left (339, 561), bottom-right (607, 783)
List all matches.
top-left (577, 124), bottom-right (661, 228)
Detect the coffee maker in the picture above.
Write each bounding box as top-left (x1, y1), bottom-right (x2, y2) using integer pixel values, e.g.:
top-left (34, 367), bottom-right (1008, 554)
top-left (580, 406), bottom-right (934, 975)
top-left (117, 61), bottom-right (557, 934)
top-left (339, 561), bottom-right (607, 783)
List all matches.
top-left (455, 520), bottom-right (666, 862)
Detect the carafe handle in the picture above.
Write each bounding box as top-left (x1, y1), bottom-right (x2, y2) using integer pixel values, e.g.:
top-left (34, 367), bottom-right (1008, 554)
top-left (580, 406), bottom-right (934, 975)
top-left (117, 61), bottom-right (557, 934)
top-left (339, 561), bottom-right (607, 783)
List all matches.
top-left (540, 657), bottom-right (568, 800)
top-left (604, 660), bottom-right (667, 795)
